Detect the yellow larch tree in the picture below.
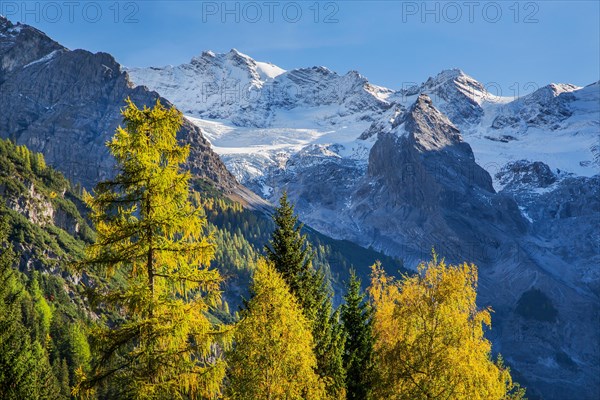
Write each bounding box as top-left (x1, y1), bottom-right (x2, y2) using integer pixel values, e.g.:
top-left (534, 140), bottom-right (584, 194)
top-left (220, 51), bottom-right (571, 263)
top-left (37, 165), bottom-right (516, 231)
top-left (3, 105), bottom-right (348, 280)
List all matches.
top-left (226, 259), bottom-right (327, 400)
top-left (75, 99), bottom-right (229, 399)
top-left (368, 256), bottom-right (525, 400)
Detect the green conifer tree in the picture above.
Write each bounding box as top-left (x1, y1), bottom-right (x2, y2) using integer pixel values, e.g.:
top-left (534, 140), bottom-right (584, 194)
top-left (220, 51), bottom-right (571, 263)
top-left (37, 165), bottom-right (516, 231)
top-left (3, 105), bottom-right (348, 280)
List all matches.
top-left (57, 358), bottom-right (71, 398)
top-left (341, 269), bottom-right (375, 400)
top-left (265, 192), bottom-right (321, 320)
top-left (265, 192), bottom-right (346, 399)
top-left (314, 302), bottom-right (347, 399)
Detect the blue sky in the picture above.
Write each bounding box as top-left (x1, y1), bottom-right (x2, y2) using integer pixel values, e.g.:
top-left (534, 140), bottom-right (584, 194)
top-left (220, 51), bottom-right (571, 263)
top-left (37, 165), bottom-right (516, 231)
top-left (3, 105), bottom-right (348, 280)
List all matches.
top-left (4, 1), bottom-right (599, 92)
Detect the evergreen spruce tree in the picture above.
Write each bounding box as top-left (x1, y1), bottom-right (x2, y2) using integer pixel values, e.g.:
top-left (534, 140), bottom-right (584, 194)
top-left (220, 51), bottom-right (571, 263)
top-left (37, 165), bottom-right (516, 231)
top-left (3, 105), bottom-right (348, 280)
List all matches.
top-left (314, 301), bottom-right (347, 399)
top-left (75, 99), bottom-right (229, 399)
top-left (265, 192), bottom-right (321, 320)
top-left (30, 342), bottom-right (63, 400)
top-left (265, 192), bottom-right (346, 399)
top-left (226, 259), bottom-right (327, 399)
top-left (57, 358), bottom-right (71, 398)
top-left (341, 269), bottom-right (374, 400)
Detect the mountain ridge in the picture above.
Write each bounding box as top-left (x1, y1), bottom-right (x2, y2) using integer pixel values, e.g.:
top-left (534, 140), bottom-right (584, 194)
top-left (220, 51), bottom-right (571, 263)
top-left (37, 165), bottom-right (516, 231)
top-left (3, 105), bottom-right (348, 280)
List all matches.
top-left (126, 49), bottom-right (599, 187)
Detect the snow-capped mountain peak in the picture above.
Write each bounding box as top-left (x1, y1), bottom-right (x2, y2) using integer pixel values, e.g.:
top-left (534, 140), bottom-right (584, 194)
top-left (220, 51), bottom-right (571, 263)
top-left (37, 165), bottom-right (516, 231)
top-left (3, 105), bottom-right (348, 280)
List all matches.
top-left (395, 68), bottom-right (497, 128)
top-left (407, 68), bottom-right (491, 104)
top-left (0, 15), bottom-right (65, 73)
top-left (546, 82), bottom-right (581, 95)
top-left (423, 67), bottom-right (473, 89)
top-left (188, 48), bottom-right (266, 85)
top-left (255, 61), bottom-right (286, 79)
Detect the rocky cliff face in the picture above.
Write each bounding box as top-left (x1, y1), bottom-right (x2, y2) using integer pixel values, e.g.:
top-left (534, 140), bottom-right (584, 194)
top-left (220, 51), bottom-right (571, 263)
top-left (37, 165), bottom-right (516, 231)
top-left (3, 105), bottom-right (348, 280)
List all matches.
top-left (288, 94), bottom-right (525, 266)
top-left (0, 137), bottom-right (93, 275)
top-left (0, 16), bottom-right (242, 197)
top-left (497, 161), bottom-right (600, 297)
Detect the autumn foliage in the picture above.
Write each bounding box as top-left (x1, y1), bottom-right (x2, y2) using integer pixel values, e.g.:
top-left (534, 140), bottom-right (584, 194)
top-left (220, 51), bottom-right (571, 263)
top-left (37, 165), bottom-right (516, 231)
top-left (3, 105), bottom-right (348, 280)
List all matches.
top-left (369, 255), bottom-right (525, 400)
